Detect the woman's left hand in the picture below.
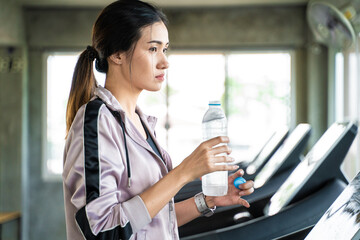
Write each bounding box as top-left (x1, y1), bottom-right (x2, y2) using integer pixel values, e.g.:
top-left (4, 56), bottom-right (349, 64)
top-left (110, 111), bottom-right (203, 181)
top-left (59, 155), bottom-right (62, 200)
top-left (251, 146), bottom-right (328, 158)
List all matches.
top-left (205, 169), bottom-right (254, 208)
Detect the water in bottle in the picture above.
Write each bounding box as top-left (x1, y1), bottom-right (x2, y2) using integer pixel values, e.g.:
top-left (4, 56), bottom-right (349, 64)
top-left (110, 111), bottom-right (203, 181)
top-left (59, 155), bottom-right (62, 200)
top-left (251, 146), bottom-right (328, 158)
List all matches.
top-left (202, 101), bottom-right (228, 196)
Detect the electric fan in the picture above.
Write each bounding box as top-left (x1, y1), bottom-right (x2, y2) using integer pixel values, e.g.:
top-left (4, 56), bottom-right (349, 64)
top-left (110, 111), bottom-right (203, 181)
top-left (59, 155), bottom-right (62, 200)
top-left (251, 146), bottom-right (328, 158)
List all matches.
top-left (307, 0), bottom-right (360, 50)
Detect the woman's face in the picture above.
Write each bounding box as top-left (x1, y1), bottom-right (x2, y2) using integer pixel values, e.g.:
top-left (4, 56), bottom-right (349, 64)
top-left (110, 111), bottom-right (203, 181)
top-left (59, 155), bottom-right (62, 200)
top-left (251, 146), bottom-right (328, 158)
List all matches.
top-left (123, 21), bottom-right (169, 92)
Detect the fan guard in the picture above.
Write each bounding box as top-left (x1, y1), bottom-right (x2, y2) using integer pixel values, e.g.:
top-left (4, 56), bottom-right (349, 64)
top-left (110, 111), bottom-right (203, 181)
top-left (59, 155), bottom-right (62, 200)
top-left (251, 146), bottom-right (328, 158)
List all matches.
top-left (307, 1), bottom-right (356, 50)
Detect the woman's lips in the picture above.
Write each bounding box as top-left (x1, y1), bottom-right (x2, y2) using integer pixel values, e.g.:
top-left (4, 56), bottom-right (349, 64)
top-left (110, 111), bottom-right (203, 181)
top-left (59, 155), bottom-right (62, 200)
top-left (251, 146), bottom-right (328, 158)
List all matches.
top-left (155, 74), bottom-right (165, 81)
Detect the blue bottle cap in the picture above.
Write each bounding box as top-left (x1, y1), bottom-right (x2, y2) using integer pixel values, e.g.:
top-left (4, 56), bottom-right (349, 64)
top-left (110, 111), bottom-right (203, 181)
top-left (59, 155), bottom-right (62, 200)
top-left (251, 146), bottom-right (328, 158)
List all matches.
top-left (209, 100), bottom-right (221, 106)
top-left (234, 177), bottom-right (246, 189)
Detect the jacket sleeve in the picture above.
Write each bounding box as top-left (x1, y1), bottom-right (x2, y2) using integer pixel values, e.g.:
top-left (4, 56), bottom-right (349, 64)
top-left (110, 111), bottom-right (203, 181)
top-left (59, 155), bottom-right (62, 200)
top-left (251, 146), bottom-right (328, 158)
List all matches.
top-left (64, 101), bottom-right (151, 239)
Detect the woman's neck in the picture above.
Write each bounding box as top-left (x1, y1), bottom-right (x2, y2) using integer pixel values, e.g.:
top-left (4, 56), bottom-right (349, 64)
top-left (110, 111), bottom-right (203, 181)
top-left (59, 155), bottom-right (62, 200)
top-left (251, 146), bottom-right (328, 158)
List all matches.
top-left (105, 81), bottom-right (147, 139)
top-left (104, 79), bottom-right (140, 119)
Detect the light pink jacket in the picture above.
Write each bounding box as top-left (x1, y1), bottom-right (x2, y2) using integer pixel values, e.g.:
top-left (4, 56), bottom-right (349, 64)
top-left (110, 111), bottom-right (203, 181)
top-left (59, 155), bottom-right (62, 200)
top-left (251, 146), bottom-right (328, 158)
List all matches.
top-left (63, 86), bottom-right (179, 240)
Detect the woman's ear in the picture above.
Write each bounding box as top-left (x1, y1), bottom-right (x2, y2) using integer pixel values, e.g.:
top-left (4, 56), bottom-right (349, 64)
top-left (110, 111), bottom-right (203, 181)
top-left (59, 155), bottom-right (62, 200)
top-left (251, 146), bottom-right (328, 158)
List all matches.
top-left (109, 52), bottom-right (123, 65)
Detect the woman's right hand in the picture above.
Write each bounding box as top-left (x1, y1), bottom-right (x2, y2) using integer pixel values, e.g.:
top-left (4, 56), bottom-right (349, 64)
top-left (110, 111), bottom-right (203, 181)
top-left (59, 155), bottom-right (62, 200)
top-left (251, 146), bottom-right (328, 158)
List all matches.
top-left (178, 136), bottom-right (239, 183)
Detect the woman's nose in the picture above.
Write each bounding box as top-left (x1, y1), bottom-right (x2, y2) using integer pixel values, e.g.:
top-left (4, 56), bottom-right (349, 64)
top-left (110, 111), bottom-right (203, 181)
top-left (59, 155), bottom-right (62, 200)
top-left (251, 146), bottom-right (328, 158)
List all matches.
top-left (157, 54), bottom-right (169, 70)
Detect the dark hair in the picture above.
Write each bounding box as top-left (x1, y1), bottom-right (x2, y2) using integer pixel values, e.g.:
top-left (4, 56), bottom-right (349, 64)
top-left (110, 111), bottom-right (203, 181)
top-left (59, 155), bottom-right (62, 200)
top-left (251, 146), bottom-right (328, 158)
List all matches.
top-left (66, 0), bottom-right (168, 134)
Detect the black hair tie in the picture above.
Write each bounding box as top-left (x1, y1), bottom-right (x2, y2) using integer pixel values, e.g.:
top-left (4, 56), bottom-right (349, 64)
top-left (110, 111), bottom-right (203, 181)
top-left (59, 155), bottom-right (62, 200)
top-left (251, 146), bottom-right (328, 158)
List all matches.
top-left (86, 45), bottom-right (99, 62)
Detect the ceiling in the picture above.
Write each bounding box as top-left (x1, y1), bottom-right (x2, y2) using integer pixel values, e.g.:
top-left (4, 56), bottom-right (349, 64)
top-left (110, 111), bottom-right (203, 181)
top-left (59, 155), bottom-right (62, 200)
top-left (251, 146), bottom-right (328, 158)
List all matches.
top-left (18, 0), bottom-right (309, 8)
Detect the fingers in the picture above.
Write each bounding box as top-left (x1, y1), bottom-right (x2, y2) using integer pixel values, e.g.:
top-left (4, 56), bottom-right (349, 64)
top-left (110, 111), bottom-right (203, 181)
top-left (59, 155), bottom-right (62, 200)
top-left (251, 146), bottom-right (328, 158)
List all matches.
top-left (186, 136), bottom-right (233, 178)
top-left (237, 183), bottom-right (254, 208)
top-left (238, 198), bottom-right (250, 208)
top-left (203, 136), bottom-right (230, 147)
top-left (211, 161), bottom-right (239, 172)
top-left (229, 169), bottom-right (245, 182)
top-left (228, 170), bottom-right (254, 189)
top-left (239, 184), bottom-right (254, 196)
top-left (222, 191), bottom-right (250, 208)
top-left (212, 155), bottom-right (235, 164)
top-left (211, 144), bottom-right (232, 155)
top-left (233, 178), bottom-right (254, 192)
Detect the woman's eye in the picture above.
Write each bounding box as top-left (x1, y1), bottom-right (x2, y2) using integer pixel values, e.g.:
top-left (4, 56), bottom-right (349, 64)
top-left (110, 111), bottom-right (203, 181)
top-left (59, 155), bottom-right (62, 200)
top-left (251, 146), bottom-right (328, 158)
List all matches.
top-left (163, 48), bottom-right (168, 54)
top-left (149, 47), bottom-right (157, 52)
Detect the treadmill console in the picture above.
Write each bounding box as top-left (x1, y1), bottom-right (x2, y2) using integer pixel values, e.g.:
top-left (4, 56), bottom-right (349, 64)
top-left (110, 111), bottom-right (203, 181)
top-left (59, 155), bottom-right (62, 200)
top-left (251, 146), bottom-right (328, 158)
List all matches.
top-left (246, 126), bottom-right (289, 176)
top-left (254, 123), bottom-right (311, 189)
top-left (265, 121), bottom-right (357, 216)
top-left (305, 171), bottom-right (360, 240)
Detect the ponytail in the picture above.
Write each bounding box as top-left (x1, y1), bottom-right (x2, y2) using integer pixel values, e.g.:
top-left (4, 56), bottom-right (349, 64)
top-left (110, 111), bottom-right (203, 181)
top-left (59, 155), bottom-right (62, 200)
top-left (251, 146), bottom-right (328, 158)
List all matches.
top-left (65, 47), bottom-right (98, 136)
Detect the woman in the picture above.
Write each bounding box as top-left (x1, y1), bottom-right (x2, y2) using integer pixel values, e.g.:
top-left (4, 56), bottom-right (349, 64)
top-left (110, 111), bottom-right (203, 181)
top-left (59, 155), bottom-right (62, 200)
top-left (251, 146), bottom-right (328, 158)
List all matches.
top-left (62, 0), bottom-right (254, 239)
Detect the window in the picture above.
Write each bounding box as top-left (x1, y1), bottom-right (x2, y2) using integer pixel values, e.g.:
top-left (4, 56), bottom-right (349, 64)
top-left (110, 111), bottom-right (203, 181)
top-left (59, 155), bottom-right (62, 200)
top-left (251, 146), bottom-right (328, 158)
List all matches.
top-left (163, 52), bottom-right (291, 166)
top-left (44, 53), bottom-right (78, 179)
top-left (44, 53), bottom-right (106, 179)
top-left (165, 54), bottom-right (226, 166)
top-left (44, 51), bottom-right (292, 177)
top-left (226, 53), bottom-right (291, 163)
top-left (335, 51), bottom-right (360, 180)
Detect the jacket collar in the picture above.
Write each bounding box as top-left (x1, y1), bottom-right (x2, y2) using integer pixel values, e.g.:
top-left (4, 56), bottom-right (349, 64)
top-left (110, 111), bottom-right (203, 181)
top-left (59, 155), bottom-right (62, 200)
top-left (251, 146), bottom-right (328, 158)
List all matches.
top-left (93, 86), bottom-right (167, 168)
top-left (94, 86), bottom-right (158, 130)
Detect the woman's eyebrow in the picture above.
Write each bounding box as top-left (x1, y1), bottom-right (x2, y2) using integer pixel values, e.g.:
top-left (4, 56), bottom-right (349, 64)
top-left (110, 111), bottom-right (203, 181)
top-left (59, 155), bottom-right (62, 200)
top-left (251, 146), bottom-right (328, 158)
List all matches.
top-left (147, 40), bottom-right (169, 46)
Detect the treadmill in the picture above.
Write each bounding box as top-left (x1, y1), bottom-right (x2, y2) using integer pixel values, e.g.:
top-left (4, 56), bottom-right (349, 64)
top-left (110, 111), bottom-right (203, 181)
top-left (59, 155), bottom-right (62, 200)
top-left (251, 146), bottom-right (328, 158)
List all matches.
top-left (175, 126), bottom-right (288, 203)
top-left (181, 121), bottom-right (358, 240)
top-left (178, 123), bottom-right (310, 237)
top-left (278, 170), bottom-right (360, 240)
top-left (305, 171), bottom-right (360, 240)
top-left (244, 123), bottom-right (312, 204)
top-left (243, 126), bottom-right (289, 180)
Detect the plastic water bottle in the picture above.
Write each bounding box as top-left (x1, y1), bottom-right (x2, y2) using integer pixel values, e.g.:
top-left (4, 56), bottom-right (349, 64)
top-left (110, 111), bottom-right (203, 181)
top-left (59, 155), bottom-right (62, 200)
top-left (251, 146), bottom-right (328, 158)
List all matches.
top-left (202, 101), bottom-right (228, 196)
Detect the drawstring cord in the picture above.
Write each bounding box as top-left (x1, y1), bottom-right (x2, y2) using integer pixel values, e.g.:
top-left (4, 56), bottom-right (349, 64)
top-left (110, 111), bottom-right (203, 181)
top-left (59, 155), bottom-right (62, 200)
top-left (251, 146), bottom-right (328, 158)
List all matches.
top-left (97, 98), bottom-right (131, 188)
top-left (117, 112), bottom-right (132, 188)
top-left (107, 107), bottom-right (132, 188)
